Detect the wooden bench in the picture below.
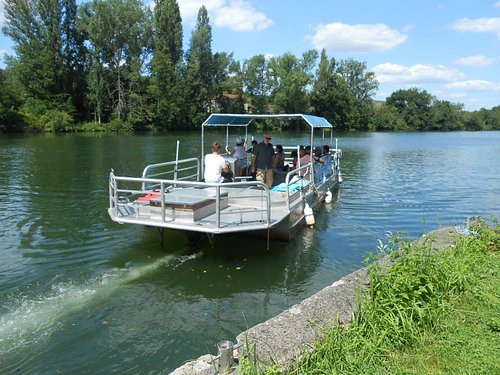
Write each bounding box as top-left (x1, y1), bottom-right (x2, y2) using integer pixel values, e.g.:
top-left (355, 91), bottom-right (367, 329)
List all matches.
top-left (149, 191), bottom-right (229, 222)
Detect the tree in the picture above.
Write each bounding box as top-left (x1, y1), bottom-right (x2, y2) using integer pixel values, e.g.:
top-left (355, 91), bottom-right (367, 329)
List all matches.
top-left (268, 50), bottom-right (318, 116)
top-left (3, 0), bottom-right (61, 98)
top-left (185, 5), bottom-right (214, 126)
top-left (86, 52), bottom-right (109, 124)
top-left (478, 106), bottom-right (500, 130)
top-left (3, 0), bottom-right (84, 116)
top-left (310, 50), bottom-right (337, 123)
top-left (369, 103), bottom-right (407, 131)
top-left (79, 0), bottom-right (149, 122)
top-left (310, 51), bottom-right (378, 130)
top-left (429, 100), bottom-right (464, 130)
top-left (61, 0), bottom-right (86, 117)
top-left (242, 55), bottom-right (269, 113)
top-left (336, 58), bottom-right (378, 130)
top-left (212, 52), bottom-right (244, 113)
top-left (0, 68), bottom-right (26, 132)
top-left (150, 0), bottom-right (183, 129)
top-left (386, 88), bottom-right (434, 130)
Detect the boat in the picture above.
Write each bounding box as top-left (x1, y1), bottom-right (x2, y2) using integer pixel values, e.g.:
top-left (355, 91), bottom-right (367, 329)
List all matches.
top-left (108, 114), bottom-right (342, 245)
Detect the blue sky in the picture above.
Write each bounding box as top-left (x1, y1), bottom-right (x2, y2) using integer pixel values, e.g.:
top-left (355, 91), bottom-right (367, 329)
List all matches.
top-left (1, 0), bottom-right (499, 111)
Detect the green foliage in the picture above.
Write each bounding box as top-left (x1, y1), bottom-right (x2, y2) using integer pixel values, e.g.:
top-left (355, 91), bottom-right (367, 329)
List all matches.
top-left (369, 103), bottom-right (408, 131)
top-left (242, 55), bottom-right (269, 114)
top-left (475, 105), bottom-right (500, 130)
top-left (21, 112), bottom-right (46, 132)
top-left (239, 220), bottom-right (499, 374)
top-left (184, 5), bottom-right (214, 124)
top-left (310, 51), bottom-right (378, 131)
top-left (2, 1), bottom-right (498, 133)
top-left (0, 68), bottom-right (26, 132)
top-left (106, 118), bottom-right (134, 132)
top-left (429, 100), bottom-right (464, 130)
top-left (150, 0), bottom-right (184, 129)
top-left (79, 0), bottom-right (150, 122)
top-left (41, 109), bottom-right (75, 132)
top-left (3, 0), bottom-right (85, 114)
top-left (77, 121), bottom-right (107, 132)
top-left (386, 88), bottom-right (434, 130)
top-left (268, 50), bottom-right (318, 115)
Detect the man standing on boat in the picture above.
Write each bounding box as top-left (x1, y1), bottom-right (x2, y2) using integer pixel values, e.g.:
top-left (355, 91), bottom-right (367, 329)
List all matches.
top-left (251, 132), bottom-right (276, 188)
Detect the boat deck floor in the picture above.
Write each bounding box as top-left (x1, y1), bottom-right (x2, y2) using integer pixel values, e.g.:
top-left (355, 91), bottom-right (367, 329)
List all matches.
top-left (112, 185), bottom-right (303, 234)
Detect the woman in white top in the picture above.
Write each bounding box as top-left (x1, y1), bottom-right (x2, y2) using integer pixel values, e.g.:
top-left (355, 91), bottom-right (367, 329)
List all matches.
top-left (204, 141), bottom-right (230, 183)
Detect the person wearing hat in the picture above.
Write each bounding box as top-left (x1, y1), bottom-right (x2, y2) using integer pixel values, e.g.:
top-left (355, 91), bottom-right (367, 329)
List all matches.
top-left (227, 136), bottom-right (247, 176)
top-left (251, 132), bottom-right (276, 188)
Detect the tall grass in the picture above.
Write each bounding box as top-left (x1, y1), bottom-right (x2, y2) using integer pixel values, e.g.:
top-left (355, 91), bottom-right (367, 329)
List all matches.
top-left (239, 220), bottom-right (499, 374)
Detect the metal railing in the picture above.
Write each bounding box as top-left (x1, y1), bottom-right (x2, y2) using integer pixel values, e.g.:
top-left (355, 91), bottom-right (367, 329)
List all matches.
top-left (140, 158), bottom-right (200, 190)
top-left (109, 171), bottom-right (272, 231)
top-left (281, 163), bottom-right (314, 211)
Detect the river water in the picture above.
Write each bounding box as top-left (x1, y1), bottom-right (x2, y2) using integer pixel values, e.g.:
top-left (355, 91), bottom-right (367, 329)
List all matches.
top-left (0, 131), bottom-right (499, 374)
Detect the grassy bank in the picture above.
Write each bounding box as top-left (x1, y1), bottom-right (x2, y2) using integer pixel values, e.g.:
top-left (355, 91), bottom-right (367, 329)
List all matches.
top-left (240, 220), bottom-right (499, 374)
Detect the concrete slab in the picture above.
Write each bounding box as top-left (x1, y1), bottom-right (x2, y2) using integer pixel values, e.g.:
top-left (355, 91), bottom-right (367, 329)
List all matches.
top-left (170, 226), bottom-right (460, 374)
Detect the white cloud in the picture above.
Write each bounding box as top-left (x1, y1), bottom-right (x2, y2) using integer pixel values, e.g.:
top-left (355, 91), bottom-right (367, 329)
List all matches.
top-left (495, 2), bottom-right (500, 8)
top-left (453, 17), bottom-right (500, 38)
top-left (309, 23), bottom-right (407, 53)
top-left (373, 63), bottom-right (464, 84)
top-left (178, 0), bottom-right (273, 32)
top-left (454, 55), bottom-right (497, 67)
top-left (214, 0), bottom-right (273, 32)
top-left (0, 0), bottom-right (5, 26)
top-left (445, 80), bottom-right (500, 91)
top-left (178, 0), bottom-right (225, 22)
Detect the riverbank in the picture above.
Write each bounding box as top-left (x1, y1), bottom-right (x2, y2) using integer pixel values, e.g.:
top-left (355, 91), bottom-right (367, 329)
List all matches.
top-left (171, 219), bottom-right (499, 374)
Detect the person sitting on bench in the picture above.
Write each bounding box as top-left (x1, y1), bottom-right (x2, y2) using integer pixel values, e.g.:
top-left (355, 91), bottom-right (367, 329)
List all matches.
top-left (205, 141), bottom-right (233, 183)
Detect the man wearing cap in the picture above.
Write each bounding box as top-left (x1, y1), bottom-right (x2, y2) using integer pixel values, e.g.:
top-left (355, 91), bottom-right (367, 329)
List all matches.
top-left (251, 132), bottom-right (275, 188)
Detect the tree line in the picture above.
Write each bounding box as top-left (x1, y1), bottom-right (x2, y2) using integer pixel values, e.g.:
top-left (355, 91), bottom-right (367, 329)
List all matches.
top-left (1, 0), bottom-right (499, 133)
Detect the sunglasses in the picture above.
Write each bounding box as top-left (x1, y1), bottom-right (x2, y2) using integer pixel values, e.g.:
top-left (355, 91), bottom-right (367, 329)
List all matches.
top-left (265, 137), bottom-right (272, 140)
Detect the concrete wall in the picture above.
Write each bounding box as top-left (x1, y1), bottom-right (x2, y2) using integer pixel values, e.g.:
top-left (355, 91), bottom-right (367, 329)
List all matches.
top-left (170, 227), bottom-right (458, 374)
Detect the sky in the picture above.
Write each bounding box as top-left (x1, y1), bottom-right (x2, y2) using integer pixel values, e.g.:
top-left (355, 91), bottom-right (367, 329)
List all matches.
top-left (1, 0), bottom-right (499, 111)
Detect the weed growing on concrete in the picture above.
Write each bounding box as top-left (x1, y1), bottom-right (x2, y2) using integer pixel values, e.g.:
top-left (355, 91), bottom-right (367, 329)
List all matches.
top-left (239, 219), bottom-right (499, 374)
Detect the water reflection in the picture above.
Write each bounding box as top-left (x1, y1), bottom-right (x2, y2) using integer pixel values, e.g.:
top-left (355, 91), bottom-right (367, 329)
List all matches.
top-left (0, 131), bottom-right (499, 373)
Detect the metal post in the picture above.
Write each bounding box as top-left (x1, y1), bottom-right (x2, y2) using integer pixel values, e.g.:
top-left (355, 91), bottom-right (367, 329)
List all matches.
top-left (217, 340), bottom-right (234, 374)
top-left (161, 181), bottom-right (165, 222)
top-left (174, 140), bottom-right (180, 182)
top-left (216, 185), bottom-right (220, 229)
top-left (201, 125), bottom-right (205, 180)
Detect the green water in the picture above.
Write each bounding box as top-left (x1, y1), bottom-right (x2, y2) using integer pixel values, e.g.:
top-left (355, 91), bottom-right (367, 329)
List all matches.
top-left (0, 131), bottom-right (499, 374)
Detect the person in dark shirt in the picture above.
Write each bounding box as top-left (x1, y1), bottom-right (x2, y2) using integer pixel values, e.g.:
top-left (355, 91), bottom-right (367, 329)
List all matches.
top-left (251, 132), bottom-right (276, 188)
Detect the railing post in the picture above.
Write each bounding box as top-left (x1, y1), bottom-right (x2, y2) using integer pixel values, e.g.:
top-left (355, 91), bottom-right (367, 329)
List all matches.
top-left (216, 185), bottom-right (221, 228)
top-left (161, 181), bottom-right (166, 222)
top-left (174, 140), bottom-right (180, 183)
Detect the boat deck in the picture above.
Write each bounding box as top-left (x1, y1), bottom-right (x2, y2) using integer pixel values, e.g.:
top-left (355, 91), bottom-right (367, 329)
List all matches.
top-left (109, 182), bottom-right (307, 235)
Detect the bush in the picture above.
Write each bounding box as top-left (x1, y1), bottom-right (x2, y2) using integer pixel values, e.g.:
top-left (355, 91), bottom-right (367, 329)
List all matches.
top-left (106, 118), bottom-right (133, 132)
top-left (21, 112), bottom-right (45, 132)
top-left (41, 110), bottom-right (75, 132)
top-left (77, 121), bottom-right (107, 132)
